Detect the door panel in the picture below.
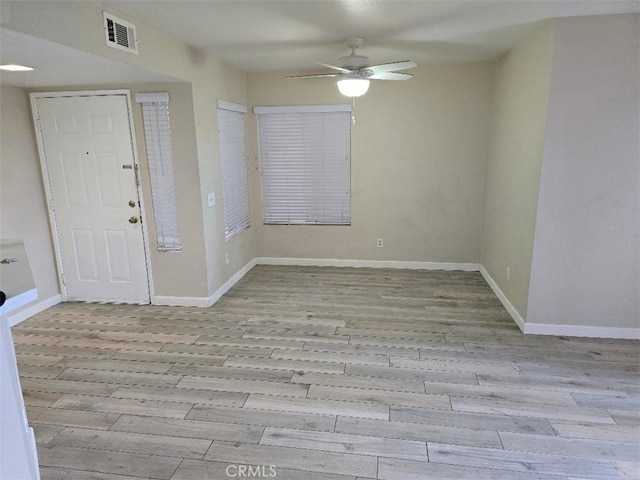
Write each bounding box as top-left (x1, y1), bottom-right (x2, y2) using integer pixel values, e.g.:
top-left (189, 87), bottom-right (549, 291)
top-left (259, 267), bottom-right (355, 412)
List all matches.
top-left (36, 94), bottom-right (149, 303)
top-left (60, 153), bottom-right (89, 208)
top-left (71, 228), bottom-right (99, 281)
top-left (104, 229), bottom-right (132, 282)
top-left (96, 152), bottom-right (124, 208)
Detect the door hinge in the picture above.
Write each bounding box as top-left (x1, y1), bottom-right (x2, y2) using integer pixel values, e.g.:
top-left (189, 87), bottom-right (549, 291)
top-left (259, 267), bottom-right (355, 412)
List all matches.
top-left (61, 273), bottom-right (66, 286)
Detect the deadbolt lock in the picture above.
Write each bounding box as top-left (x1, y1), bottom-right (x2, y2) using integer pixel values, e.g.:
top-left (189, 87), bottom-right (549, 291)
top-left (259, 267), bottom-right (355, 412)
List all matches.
top-left (128, 200), bottom-right (136, 208)
top-left (128, 216), bottom-right (139, 224)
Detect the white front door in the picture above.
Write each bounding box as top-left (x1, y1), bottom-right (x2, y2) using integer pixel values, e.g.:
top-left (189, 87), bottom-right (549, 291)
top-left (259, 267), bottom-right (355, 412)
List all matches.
top-left (34, 93), bottom-right (150, 304)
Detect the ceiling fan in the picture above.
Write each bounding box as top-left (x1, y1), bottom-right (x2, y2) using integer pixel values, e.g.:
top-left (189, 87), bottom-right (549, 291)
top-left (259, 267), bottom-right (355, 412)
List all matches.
top-left (286, 38), bottom-right (417, 97)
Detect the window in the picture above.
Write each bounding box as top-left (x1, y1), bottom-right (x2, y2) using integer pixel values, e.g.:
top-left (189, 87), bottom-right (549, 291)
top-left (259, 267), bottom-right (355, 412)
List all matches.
top-left (255, 105), bottom-right (351, 225)
top-left (135, 92), bottom-right (181, 251)
top-left (217, 100), bottom-right (250, 240)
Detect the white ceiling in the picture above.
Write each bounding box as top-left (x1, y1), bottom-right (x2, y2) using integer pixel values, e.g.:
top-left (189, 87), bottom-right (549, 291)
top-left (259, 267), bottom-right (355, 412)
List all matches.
top-left (103, 0), bottom-right (639, 71)
top-left (0, 28), bottom-right (178, 87)
top-left (1, 0), bottom-right (638, 87)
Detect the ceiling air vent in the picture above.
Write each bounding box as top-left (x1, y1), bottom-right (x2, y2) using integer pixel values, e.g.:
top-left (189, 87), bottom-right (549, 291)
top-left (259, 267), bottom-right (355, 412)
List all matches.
top-left (103, 12), bottom-right (138, 55)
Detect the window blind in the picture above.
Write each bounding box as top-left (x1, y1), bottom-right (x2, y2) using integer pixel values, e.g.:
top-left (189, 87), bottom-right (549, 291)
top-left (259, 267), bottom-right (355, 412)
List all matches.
top-left (255, 106), bottom-right (351, 225)
top-left (217, 100), bottom-right (250, 240)
top-left (135, 92), bottom-right (182, 251)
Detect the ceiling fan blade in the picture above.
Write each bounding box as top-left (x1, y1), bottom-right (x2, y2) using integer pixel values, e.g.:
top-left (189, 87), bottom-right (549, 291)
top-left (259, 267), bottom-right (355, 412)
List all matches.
top-left (317, 62), bottom-right (353, 73)
top-left (366, 60), bottom-right (417, 75)
top-left (285, 73), bottom-right (340, 79)
top-left (369, 72), bottom-right (414, 81)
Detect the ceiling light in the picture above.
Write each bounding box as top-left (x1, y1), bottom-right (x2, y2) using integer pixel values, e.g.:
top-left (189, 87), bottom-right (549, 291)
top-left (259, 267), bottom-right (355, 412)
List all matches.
top-left (0, 64), bottom-right (34, 72)
top-left (337, 77), bottom-right (370, 97)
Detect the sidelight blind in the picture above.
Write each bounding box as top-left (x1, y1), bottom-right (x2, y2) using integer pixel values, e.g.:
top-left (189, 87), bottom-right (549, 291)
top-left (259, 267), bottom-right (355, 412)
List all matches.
top-left (255, 105), bottom-right (351, 225)
top-left (217, 100), bottom-right (250, 240)
top-left (135, 92), bottom-right (182, 251)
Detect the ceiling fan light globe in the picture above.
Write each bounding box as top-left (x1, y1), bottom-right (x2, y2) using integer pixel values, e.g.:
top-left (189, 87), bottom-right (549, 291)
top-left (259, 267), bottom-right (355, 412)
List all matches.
top-left (337, 78), bottom-right (370, 97)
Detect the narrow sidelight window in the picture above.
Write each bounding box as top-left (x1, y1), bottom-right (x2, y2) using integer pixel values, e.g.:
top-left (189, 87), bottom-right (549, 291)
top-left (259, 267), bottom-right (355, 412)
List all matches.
top-left (135, 92), bottom-right (181, 251)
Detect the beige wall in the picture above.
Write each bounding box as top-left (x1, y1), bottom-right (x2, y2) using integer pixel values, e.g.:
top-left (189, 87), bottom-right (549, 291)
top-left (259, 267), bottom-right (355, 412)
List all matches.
top-left (527, 14), bottom-right (640, 330)
top-left (129, 83), bottom-right (209, 298)
top-left (190, 65), bottom-right (255, 296)
top-left (0, 87), bottom-right (60, 309)
top-left (480, 21), bottom-right (556, 318)
top-left (0, 1), bottom-right (194, 82)
top-left (2, 1), bottom-right (258, 302)
top-left (247, 63), bottom-right (493, 263)
top-left (4, 2), bottom-right (636, 335)
top-left (22, 82), bottom-right (212, 299)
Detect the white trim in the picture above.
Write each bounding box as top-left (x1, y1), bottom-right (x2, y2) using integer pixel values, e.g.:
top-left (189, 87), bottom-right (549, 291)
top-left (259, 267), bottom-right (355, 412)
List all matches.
top-left (0, 289), bottom-right (38, 319)
top-left (30, 90), bottom-right (154, 305)
top-left (152, 296), bottom-right (211, 307)
top-left (125, 91), bottom-right (155, 303)
top-left (524, 323), bottom-right (640, 339)
top-left (5, 258), bottom-right (633, 340)
top-left (255, 257), bottom-right (479, 271)
top-left (31, 90), bottom-right (134, 99)
top-left (7, 294), bottom-right (62, 327)
top-left (208, 258), bottom-right (258, 306)
top-left (253, 104), bottom-right (352, 114)
top-left (30, 93), bottom-right (68, 302)
top-left (479, 265), bottom-right (525, 332)
top-left (135, 92), bottom-right (169, 104)
top-left (479, 265), bottom-right (639, 339)
top-left (0, 318), bottom-right (41, 480)
top-left (217, 100), bottom-right (247, 113)
top-left (151, 258), bottom-right (258, 308)
top-left (26, 426), bottom-right (39, 480)
top-left (204, 257), bottom-right (471, 308)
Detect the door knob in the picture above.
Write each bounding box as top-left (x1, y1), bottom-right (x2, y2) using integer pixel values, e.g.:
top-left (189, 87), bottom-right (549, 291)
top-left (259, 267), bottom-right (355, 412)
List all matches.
top-left (128, 216), bottom-right (139, 224)
top-left (128, 200), bottom-right (136, 208)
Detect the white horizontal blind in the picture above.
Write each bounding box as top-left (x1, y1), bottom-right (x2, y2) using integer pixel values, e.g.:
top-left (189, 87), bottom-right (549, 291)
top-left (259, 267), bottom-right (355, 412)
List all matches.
top-left (217, 101), bottom-right (250, 240)
top-left (256, 108), bottom-right (351, 225)
top-left (135, 92), bottom-right (181, 251)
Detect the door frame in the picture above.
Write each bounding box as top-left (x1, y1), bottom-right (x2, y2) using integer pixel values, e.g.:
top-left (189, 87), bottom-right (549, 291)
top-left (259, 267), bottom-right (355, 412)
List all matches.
top-left (29, 89), bottom-right (154, 303)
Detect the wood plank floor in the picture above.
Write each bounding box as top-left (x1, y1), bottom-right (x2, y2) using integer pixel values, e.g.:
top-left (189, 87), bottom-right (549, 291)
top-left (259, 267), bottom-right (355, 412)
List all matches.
top-left (12, 265), bottom-right (640, 480)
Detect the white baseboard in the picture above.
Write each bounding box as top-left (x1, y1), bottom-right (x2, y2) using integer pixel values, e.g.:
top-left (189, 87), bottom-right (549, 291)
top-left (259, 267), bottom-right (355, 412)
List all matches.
top-left (1, 289), bottom-right (38, 320)
top-left (27, 426), bottom-right (40, 480)
top-left (208, 258), bottom-right (258, 306)
top-left (479, 265), bottom-right (525, 332)
top-left (479, 265), bottom-right (639, 339)
top-left (152, 258), bottom-right (258, 308)
top-left (255, 257), bottom-right (479, 271)
top-left (151, 296), bottom-right (211, 307)
top-left (150, 258), bottom-right (476, 308)
top-left (524, 323), bottom-right (640, 340)
top-left (7, 294), bottom-right (62, 327)
top-left (148, 258), bottom-right (640, 340)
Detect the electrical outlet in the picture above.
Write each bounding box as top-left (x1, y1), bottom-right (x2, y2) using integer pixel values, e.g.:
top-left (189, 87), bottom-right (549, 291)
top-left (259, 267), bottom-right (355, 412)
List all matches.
top-left (207, 192), bottom-right (216, 207)
top-left (376, 238), bottom-right (384, 248)
top-left (225, 253), bottom-right (230, 265)
top-left (506, 266), bottom-right (511, 280)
